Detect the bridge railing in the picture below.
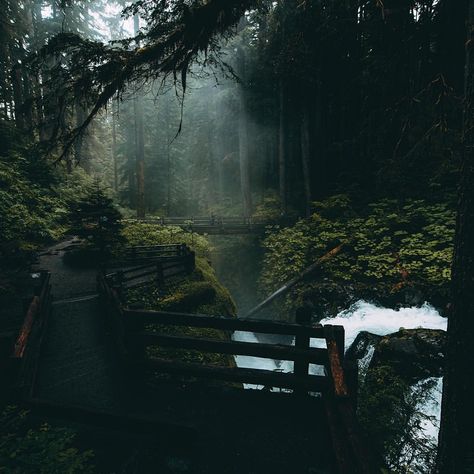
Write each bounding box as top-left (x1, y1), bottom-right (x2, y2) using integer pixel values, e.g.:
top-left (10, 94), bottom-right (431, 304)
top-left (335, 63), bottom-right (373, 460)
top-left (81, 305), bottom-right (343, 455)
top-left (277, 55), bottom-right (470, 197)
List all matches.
top-left (114, 243), bottom-right (195, 263)
top-left (105, 244), bottom-right (195, 293)
top-left (122, 215), bottom-right (297, 232)
top-left (98, 272), bottom-right (351, 395)
top-left (8, 271), bottom-right (52, 398)
top-left (97, 273), bottom-right (378, 473)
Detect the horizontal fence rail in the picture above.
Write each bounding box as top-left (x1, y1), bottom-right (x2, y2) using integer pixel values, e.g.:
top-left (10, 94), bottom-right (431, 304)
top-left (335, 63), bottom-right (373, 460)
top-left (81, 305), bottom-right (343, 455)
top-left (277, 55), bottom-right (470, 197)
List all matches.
top-left (136, 332), bottom-right (328, 364)
top-left (143, 358), bottom-right (329, 392)
top-left (106, 244), bottom-right (195, 292)
top-left (122, 216), bottom-right (298, 234)
top-left (125, 309), bottom-right (334, 339)
top-left (96, 265), bottom-right (378, 473)
top-left (9, 272), bottom-right (52, 398)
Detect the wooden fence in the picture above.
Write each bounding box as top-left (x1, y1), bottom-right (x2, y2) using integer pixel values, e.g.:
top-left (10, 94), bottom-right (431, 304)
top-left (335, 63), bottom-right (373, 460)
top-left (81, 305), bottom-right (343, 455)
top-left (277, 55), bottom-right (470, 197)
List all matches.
top-left (8, 271), bottom-right (52, 398)
top-left (124, 216), bottom-right (296, 234)
top-left (113, 243), bottom-right (195, 266)
top-left (99, 272), bottom-right (350, 395)
top-left (97, 272), bottom-right (379, 473)
top-left (106, 244), bottom-right (195, 292)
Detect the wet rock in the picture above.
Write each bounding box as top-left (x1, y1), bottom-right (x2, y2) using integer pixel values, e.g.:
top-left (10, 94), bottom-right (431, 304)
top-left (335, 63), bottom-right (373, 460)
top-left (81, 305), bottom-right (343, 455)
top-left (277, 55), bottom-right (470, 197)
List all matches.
top-left (346, 328), bottom-right (446, 383)
top-left (372, 328), bottom-right (446, 382)
top-left (346, 331), bottom-right (382, 361)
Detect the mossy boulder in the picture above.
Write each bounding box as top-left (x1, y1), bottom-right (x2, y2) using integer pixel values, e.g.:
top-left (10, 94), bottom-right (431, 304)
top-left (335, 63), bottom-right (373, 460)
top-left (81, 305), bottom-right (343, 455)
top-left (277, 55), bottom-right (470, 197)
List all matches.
top-left (348, 328), bottom-right (446, 383)
top-left (158, 281), bottom-right (216, 312)
top-left (371, 328), bottom-right (446, 382)
top-left (352, 328), bottom-right (445, 471)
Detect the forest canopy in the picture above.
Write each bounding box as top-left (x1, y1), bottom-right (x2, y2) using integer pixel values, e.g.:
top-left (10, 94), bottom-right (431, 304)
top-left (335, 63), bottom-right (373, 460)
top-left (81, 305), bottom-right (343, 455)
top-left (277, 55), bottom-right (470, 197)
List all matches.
top-left (1, 0), bottom-right (474, 473)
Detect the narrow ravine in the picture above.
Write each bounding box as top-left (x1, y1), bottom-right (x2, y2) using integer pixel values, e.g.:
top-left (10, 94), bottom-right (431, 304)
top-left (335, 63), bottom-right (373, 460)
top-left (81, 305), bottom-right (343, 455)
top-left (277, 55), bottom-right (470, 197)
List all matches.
top-left (211, 235), bottom-right (448, 463)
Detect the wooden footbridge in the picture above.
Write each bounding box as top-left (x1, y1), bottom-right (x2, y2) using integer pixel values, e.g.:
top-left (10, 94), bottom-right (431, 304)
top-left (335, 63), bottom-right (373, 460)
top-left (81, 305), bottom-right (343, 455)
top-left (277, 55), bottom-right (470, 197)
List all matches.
top-left (1, 242), bottom-right (381, 473)
top-left (125, 215), bottom-right (296, 234)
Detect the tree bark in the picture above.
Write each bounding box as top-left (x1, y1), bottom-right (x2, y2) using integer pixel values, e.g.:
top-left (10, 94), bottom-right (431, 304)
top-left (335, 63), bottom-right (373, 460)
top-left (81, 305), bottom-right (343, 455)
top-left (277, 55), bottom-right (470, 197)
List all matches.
top-left (437, 2), bottom-right (474, 472)
top-left (300, 101), bottom-right (312, 217)
top-left (438, 0), bottom-right (470, 94)
top-left (112, 100), bottom-right (118, 192)
top-left (10, 53), bottom-right (24, 130)
top-left (134, 14), bottom-right (146, 218)
top-left (278, 79), bottom-right (287, 214)
top-left (75, 99), bottom-right (87, 170)
top-left (238, 45), bottom-right (252, 217)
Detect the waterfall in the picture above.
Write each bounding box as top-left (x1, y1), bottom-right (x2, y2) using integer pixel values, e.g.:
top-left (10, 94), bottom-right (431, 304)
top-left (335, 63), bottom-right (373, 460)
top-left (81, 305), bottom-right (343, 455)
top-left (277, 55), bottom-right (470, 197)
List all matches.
top-left (233, 300), bottom-right (447, 438)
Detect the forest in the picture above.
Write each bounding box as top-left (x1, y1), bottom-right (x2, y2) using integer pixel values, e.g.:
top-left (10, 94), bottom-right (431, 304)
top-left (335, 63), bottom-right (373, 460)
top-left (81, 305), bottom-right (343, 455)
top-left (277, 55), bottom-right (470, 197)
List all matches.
top-left (0, 0), bottom-right (473, 473)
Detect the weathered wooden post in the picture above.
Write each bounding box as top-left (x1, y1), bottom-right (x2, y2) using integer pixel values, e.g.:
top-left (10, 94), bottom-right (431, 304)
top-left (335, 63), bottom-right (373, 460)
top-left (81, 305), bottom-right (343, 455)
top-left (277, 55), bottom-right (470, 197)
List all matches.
top-left (188, 250), bottom-right (196, 272)
top-left (344, 358), bottom-right (359, 411)
top-left (333, 326), bottom-right (345, 366)
top-left (294, 306), bottom-right (312, 395)
top-left (114, 271), bottom-right (124, 299)
top-left (156, 263), bottom-right (165, 286)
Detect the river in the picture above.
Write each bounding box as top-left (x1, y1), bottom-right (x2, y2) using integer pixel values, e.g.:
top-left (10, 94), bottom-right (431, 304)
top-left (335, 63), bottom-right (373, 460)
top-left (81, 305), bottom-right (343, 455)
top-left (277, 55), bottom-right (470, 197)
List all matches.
top-left (210, 236), bottom-right (447, 464)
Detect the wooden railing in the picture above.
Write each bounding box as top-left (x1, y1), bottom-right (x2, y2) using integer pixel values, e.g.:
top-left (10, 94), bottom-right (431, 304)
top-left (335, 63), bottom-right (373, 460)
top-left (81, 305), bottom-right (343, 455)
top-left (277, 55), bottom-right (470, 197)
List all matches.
top-left (124, 216), bottom-right (297, 234)
top-left (114, 243), bottom-right (196, 266)
top-left (9, 271), bottom-right (52, 398)
top-left (106, 244), bottom-right (195, 293)
top-left (97, 272), bottom-right (379, 473)
top-left (99, 272), bottom-right (350, 394)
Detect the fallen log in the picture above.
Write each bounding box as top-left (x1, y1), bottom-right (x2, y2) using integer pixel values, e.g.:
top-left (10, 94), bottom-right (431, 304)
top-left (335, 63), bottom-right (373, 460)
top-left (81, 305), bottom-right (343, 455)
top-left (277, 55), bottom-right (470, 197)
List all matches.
top-left (244, 244), bottom-right (344, 318)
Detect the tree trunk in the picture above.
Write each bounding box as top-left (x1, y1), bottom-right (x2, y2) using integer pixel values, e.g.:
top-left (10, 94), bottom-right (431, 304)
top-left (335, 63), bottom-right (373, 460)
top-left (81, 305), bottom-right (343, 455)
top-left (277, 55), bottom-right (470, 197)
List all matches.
top-left (164, 95), bottom-right (172, 216)
top-left (134, 14), bottom-right (146, 218)
top-left (437, 2), bottom-right (474, 472)
top-left (300, 101), bottom-right (312, 217)
top-left (279, 79), bottom-right (287, 214)
top-left (438, 0), bottom-right (470, 94)
top-left (11, 57), bottom-right (24, 130)
top-left (112, 100), bottom-right (118, 192)
top-left (75, 99), bottom-right (87, 170)
top-left (237, 45), bottom-right (252, 217)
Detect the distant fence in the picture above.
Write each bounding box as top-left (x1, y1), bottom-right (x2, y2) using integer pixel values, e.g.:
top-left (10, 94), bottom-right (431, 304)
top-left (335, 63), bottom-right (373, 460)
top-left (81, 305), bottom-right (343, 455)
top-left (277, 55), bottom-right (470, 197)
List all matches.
top-left (123, 216), bottom-right (297, 234)
top-left (106, 244), bottom-right (195, 293)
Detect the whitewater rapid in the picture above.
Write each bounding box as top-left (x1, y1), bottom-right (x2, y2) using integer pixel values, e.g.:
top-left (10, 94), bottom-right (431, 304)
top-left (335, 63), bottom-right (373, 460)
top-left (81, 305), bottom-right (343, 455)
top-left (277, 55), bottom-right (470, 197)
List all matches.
top-left (234, 299), bottom-right (446, 375)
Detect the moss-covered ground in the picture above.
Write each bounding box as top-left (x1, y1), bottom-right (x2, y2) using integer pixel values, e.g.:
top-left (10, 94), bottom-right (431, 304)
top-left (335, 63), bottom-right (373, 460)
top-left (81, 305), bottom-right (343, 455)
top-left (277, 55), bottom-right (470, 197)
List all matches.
top-left (122, 223), bottom-right (237, 368)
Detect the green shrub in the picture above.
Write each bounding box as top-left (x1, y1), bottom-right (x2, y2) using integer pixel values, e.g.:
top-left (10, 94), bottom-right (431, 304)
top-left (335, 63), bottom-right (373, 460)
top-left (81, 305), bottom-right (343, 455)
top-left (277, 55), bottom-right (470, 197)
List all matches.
top-left (0, 406), bottom-right (94, 473)
top-left (259, 195), bottom-right (454, 317)
top-left (121, 222), bottom-right (211, 258)
top-left (0, 122), bottom-right (97, 253)
top-left (69, 183), bottom-right (123, 254)
top-left (358, 367), bottom-right (438, 473)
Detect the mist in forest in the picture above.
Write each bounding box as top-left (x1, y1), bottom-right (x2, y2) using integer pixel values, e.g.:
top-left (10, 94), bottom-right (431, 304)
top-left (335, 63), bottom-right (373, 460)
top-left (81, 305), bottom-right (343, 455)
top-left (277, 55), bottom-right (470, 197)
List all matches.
top-left (2, 1), bottom-right (474, 472)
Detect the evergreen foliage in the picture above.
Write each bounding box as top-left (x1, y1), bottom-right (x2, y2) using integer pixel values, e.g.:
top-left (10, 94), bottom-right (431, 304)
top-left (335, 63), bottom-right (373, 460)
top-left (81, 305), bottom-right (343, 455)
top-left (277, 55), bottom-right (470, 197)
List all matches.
top-left (260, 195), bottom-right (455, 317)
top-left (68, 183), bottom-right (123, 253)
top-left (0, 406), bottom-right (94, 474)
top-left (0, 122), bottom-right (93, 253)
top-left (358, 367), bottom-right (438, 473)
